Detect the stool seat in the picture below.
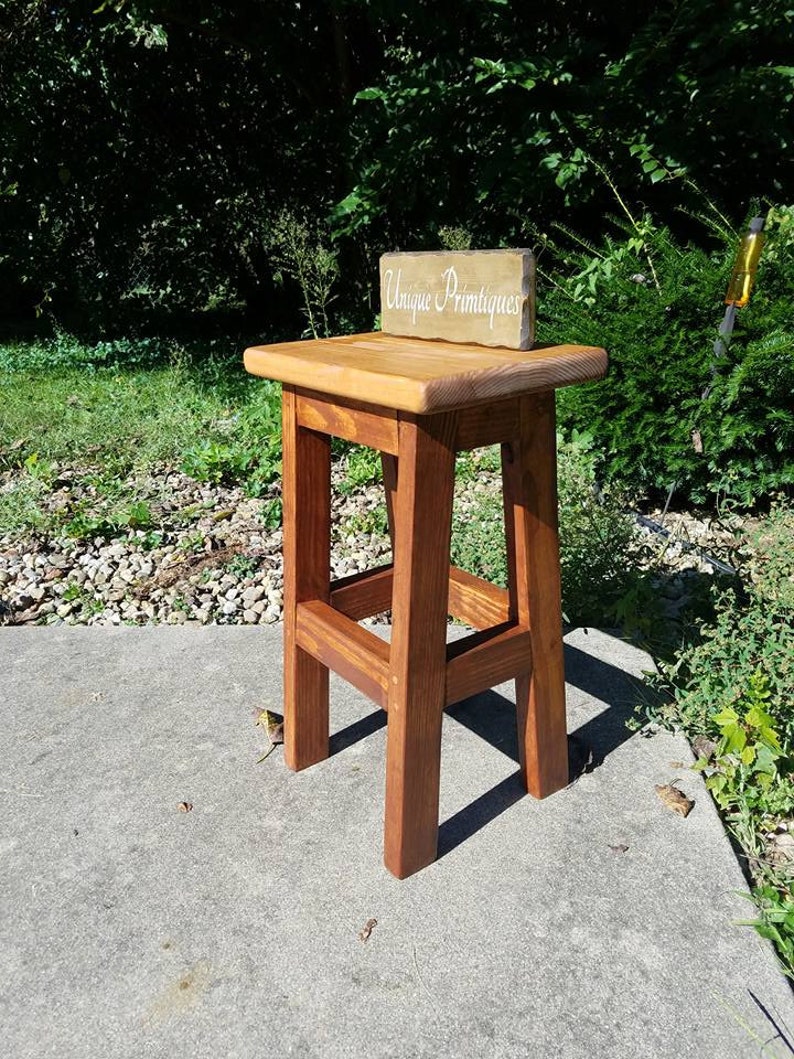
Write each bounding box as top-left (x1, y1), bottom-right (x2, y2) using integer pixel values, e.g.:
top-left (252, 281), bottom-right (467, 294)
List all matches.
top-left (244, 332), bottom-right (606, 413)
top-left (244, 330), bottom-right (607, 879)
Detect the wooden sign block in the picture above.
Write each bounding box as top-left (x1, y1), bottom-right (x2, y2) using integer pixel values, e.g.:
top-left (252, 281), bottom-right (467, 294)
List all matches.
top-left (380, 249), bottom-right (534, 349)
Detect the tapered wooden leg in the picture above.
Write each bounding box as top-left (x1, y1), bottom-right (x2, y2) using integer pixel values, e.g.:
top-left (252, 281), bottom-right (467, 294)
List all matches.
top-left (384, 412), bottom-right (456, 878)
top-left (282, 386), bottom-right (331, 771)
top-left (502, 392), bottom-right (568, 797)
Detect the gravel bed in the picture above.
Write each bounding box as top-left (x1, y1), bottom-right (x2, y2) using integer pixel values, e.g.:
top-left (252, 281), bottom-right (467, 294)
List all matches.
top-left (0, 463), bottom-right (741, 628)
top-left (0, 465), bottom-right (391, 627)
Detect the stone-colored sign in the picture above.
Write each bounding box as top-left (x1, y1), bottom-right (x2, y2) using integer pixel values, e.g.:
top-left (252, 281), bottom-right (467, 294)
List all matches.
top-left (379, 249), bottom-right (534, 349)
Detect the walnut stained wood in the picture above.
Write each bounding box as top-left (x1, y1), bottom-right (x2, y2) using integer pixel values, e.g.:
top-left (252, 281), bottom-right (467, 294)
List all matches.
top-left (248, 325), bottom-right (606, 879)
top-left (445, 623), bottom-right (532, 706)
top-left (244, 333), bottom-right (607, 415)
top-left (384, 412), bottom-right (456, 878)
top-left (328, 563), bottom-right (509, 630)
top-left (296, 391), bottom-right (399, 456)
top-left (296, 600), bottom-right (389, 709)
top-left (502, 393), bottom-right (569, 796)
top-left (380, 249), bottom-right (534, 349)
top-left (281, 387), bottom-right (331, 772)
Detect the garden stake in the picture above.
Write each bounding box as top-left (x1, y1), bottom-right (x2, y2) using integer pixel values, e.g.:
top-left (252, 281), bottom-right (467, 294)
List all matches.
top-left (662, 216), bottom-right (767, 517)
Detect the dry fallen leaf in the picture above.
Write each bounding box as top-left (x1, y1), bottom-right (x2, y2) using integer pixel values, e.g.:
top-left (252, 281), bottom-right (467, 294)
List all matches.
top-left (609, 843), bottom-right (629, 854)
top-left (254, 709), bottom-right (284, 761)
top-left (178, 802), bottom-right (193, 813)
top-left (150, 543), bottom-right (245, 591)
top-left (768, 832), bottom-right (794, 865)
top-left (254, 709), bottom-right (284, 742)
top-left (692, 735), bottom-right (717, 762)
top-left (655, 784), bottom-right (693, 818)
top-left (358, 918), bottom-right (377, 942)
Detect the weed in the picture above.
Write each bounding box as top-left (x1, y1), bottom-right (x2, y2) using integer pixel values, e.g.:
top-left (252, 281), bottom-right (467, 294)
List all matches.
top-left (57, 581), bottom-right (104, 619)
top-left (180, 388), bottom-right (282, 497)
top-left (137, 530), bottom-right (165, 551)
top-left (125, 501), bottom-right (152, 529)
top-left (61, 508), bottom-right (120, 541)
top-left (266, 209), bottom-right (339, 339)
top-left (338, 446), bottom-right (382, 496)
top-left (341, 504), bottom-right (390, 541)
top-left (0, 473), bottom-right (50, 535)
top-left (177, 531), bottom-right (206, 555)
top-left (695, 671), bottom-right (789, 815)
top-left (224, 553), bottom-right (260, 580)
top-left (438, 226), bottom-right (472, 251)
top-left (743, 890), bottom-right (794, 979)
top-left (639, 501), bottom-right (794, 973)
top-left (259, 497), bottom-right (283, 530)
top-left (56, 497), bottom-right (154, 542)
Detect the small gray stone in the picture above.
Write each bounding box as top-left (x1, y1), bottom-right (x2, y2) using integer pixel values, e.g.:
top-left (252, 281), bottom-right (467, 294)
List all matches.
top-left (242, 585), bottom-right (265, 604)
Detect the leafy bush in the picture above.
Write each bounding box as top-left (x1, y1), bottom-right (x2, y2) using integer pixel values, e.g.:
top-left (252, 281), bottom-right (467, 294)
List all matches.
top-left (640, 502), bottom-right (794, 974)
top-left (646, 504), bottom-right (794, 739)
top-left (543, 203), bottom-right (794, 507)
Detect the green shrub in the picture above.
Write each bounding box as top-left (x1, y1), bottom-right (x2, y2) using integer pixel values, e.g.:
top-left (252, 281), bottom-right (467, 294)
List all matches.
top-left (646, 504), bottom-right (794, 739)
top-left (541, 203), bottom-right (794, 508)
top-left (640, 502), bottom-right (794, 974)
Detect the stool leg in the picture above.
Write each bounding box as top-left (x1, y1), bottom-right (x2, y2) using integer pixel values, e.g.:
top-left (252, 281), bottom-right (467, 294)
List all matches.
top-left (502, 392), bottom-right (568, 797)
top-left (282, 387), bottom-right (331, 771)
top-left (384, 413), bottom-right (456, 878)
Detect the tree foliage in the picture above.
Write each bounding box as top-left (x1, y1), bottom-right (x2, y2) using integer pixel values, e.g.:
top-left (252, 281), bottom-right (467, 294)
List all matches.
top-left (1, 0), bottom-right (792, 333)
top-left (0, 0), bottom-right (376, 329)
top-left (336, 0), bottom-right (794, 246)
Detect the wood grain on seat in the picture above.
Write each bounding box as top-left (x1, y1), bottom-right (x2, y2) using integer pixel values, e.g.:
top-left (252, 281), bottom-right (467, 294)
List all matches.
top-left (244, 332), bottom-right (607, 414)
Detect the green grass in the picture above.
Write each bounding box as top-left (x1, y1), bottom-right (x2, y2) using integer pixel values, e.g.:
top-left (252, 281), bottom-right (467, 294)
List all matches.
top-left (0, 339), bottom-right (282, 536)
top-left (0, 365), bottom-right (281, 471)
top-left (2, 367), bottom-right (223, 468)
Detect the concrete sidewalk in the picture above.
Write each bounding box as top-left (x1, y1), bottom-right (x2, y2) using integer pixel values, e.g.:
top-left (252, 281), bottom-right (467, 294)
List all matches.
top-left (1, 626), bottom-right (792, 1059)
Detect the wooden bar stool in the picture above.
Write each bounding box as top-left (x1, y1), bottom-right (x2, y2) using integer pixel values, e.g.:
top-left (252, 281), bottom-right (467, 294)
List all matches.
top-left (244, 330), bottom-right (606, 878)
